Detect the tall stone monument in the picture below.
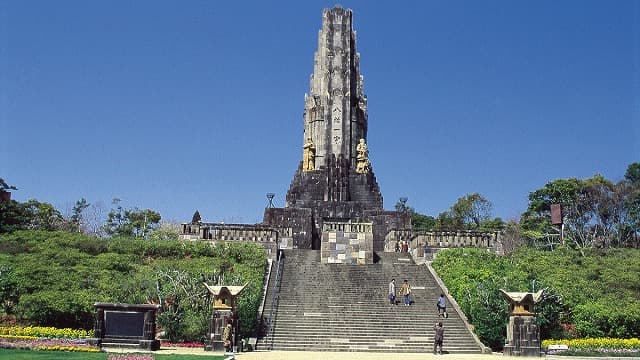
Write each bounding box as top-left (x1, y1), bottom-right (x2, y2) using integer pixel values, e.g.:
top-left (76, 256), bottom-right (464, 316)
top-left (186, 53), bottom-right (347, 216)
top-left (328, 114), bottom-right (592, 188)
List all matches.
top-left (263, 6), bottom-right (408, 257)
top-left (180, 6), bottom-right (502, 258)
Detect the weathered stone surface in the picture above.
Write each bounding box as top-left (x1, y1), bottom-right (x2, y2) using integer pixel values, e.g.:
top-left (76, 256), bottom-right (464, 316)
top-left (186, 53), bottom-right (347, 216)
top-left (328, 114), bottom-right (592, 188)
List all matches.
top-left (176, 7), bottom-right (500, 259)
top-left (504, 316), bottom-right (542, 357)
top-left (262, 7), bottom-right (399, 255)
top-left (321, 222), bottom-right (373, 264)
top-left (93, 303), bottom-right (161, 351)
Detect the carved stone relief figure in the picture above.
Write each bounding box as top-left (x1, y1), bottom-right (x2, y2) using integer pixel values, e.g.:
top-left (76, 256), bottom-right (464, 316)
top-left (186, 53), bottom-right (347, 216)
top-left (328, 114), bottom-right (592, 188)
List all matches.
top-left (303, 138), bottom-right (316, 171)
top-left (356, 138), bottom-right (371, 174)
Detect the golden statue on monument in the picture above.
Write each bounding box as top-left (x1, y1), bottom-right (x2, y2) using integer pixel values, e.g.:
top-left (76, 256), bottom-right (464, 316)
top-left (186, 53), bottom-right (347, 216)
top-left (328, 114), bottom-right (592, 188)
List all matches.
top-left (303, 138), bottom-right (316, 171)
top-left (356, 138), bottom-right (371, 174)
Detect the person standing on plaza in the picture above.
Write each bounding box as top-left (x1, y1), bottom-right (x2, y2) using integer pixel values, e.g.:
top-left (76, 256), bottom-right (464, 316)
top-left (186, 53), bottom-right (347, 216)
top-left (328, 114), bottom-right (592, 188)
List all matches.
top-left (388, 278), bottom-right (396, 305)
top-left (222, 318), bottom-right (233, 353)
top-left (433, 321), bottom-right (444, 354)
top-left (437, 293), bottom-right (448, 318)
top-left (400, 279), bottom-right (411, 306)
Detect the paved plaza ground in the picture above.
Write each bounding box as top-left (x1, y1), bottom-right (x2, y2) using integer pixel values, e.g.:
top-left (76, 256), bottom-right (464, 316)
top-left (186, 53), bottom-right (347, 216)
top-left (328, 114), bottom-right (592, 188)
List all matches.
top-left (105, 347), bottom-right (639, 360)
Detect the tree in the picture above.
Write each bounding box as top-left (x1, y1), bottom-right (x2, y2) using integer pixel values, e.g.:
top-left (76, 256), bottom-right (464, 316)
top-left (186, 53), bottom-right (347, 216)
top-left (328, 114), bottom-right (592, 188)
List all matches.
top-left (436, 193), bottom-right (501, 230)
top-left (149, 221), bottom-right (181, 241)
top-left (0, 265), bottom-right (19, 317)
top-left (0, 178), bottom-right (17, 193)
top-left (393, 198), bottom-right (436, 230)
top-left (394, 197), bottom-right (410, 213)
top-left (0, 200), bottom-right (29, 233)
top-left (104, 199), bottom-right (161, 238)
top-left (521, 177), bottom-right (583, 235)
top-left (104, 199), bottom-right (129, 237)
top-left (22, 199), bottom-right (67, 231)
top-left (522, 169), bottom-right (639, 250)
top-left (436, 210), bottom-right (461, 229)
top-left (191, 210), bottom-right (201, 224)
top-left (70, 198), bottom-right (90, 233)
top-left (451, 193), bottom-right (493, 229)
top-left (85, 201), bottom-right (107, 237)
top-left (0, 179), bottom-right (22, 233)
top-left (623, 163), bottom-right (640, 244)
top-left (500, 220), bottom-right (526, 255)
top-left (127, 209), bottom-right (162, 238)
top-left (411, 212), bottom-right (436, 230)
top-left (625, 162), bottom-right (640, 185)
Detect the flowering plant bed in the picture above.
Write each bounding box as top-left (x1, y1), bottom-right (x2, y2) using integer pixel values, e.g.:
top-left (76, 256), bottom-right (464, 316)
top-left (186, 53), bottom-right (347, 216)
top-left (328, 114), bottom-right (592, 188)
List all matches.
top-left (159, 342), bottom-right (204, 348)
top-left (0, 326), bottom-right (92, 339)
top-left (108, 355), bottom-right (155, 360)
top-left (0, 349), bottom-right (226, 360)
top-left (0, 337), bottom-right (100, 353)
top-left (543, 338), bottom-right (640, 356)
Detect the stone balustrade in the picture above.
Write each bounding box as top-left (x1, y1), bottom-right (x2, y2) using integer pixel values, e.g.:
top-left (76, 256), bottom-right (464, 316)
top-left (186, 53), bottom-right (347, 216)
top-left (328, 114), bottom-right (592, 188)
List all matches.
top-left (385, 229), bottom-right (501, 256)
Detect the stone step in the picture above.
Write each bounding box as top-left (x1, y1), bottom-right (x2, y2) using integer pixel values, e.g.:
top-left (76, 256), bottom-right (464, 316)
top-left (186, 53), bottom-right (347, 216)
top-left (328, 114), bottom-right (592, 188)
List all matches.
top-left (261, 345), bottom-right (482, 353)
top-left (260, 249), bottom-right (483, 353)
top-left (266, 338), bottom-right (479, 347)
top-left (265, 338), bottom-right (480, 349)
top-left (268, 332), bottom-right (477, 341)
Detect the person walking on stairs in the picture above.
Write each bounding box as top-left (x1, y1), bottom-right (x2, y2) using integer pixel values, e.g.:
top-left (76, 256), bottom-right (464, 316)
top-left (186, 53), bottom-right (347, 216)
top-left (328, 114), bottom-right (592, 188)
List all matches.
top-left (437, 293), bottom-right (448, 318)
top-left (388, 278), bottom-right (396, 305)
top-left (433, 321), bottom-right (444, 354)
top-left (400, 279), bottom-right (411, 306)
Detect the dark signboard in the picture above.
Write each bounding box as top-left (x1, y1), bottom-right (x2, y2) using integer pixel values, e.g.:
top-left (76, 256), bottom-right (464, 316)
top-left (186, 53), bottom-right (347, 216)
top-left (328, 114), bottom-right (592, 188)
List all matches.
top-left (104, 311), bottom-right (145, 337)
top-left (551, 204), bottom-right (562, 225)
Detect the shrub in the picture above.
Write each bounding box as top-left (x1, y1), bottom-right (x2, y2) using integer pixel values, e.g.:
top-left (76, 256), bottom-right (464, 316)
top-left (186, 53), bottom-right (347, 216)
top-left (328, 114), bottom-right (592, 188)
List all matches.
top-left (0, 230), bottom-right (267, 341)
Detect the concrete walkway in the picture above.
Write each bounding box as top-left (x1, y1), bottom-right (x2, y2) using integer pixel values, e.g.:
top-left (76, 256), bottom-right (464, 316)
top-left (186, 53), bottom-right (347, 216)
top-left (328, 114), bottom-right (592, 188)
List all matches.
top-left (105, 347), bottom-right (640, 360)
top-left (234, 351), bottom-right (500, 359)
top-left (107, 346), bottom-right (502, 358)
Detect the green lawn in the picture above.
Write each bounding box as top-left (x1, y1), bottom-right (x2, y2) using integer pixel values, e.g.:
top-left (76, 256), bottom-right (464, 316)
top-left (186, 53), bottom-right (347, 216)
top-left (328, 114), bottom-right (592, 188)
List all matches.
top-left (0, 349), bottom-right (224, 359)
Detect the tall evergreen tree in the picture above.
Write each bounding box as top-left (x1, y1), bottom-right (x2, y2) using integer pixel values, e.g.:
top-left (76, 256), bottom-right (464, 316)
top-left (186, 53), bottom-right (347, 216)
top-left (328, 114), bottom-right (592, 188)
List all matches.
top-left (191, 210), bottom-right (202, 224)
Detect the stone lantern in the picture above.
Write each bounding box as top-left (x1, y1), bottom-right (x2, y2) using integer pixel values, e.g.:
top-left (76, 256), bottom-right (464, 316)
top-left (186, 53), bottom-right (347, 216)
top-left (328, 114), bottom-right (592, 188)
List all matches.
top-left (499, 289), bottom-right (544, 357)
top-left (203, 284), bottom-right (246, 352)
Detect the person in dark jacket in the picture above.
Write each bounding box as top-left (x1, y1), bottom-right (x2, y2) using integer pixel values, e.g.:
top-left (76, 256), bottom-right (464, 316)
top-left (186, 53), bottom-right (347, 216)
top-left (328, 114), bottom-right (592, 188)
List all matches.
top-left (433, 321), bottom-right (444, 354)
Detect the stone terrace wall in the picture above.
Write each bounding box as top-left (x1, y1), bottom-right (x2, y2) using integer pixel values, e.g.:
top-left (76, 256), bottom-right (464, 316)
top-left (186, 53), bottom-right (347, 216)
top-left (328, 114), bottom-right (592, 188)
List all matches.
top-left (179, 223), bottom-right (283, 258)
top-left (385, 229), bottom-right (501, 257)
top-left (320, 222), bottom-right (374, 264)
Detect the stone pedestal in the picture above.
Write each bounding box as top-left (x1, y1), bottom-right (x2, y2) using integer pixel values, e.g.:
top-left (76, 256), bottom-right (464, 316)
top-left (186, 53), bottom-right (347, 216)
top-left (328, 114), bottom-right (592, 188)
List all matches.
top-left (203, 284), bottom-right (245, 352)
top-left (500, 290), bottom-right (544, 357)
top-left (503, 316), bottom-right (542, 357)
top-left (205, 310), bottom-right (233, 351)
top-left (93, 303), bottom-right (161, 351)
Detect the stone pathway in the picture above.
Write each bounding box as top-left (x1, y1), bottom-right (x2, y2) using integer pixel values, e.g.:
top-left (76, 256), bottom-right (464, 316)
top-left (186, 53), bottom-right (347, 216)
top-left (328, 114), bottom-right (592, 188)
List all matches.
top-left (107, 347), bottom-right (502, 359)
top-left (105, 347), bottom-right (640, 360)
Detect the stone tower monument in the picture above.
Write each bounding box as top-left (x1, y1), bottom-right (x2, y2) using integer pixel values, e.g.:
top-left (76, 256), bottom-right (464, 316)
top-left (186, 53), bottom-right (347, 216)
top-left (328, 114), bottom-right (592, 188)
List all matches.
top-left (263, 6), bottom-right (408, 255)
top-left (180, 6), bottom-right (500, 261)
top-left (286, 6), bottom-right (382, 208)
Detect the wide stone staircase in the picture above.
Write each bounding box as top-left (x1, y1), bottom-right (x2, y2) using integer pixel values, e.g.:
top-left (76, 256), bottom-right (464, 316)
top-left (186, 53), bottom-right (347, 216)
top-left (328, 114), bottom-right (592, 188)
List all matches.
top-left (258, 249), bottom-right (484, 353)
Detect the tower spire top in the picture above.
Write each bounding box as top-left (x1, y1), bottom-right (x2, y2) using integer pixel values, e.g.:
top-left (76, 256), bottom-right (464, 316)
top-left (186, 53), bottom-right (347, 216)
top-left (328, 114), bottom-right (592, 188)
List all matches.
top-left (302, 6), bottom-right (368, 171)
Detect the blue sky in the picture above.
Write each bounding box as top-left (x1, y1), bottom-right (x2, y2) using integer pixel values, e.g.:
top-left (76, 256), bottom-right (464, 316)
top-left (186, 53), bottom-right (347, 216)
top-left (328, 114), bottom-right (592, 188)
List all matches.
top-left (2, 1), bottom-right (638, 224)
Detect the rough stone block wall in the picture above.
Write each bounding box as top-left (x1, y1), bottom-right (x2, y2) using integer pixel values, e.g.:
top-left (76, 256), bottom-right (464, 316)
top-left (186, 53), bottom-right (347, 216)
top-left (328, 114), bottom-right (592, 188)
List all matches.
top-left (262, 207), bottom-right (313, 249)
top-left (504, 316), bottom-right (541, 356)
top-left (320, 222), bottom-right (373, 264)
